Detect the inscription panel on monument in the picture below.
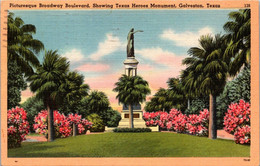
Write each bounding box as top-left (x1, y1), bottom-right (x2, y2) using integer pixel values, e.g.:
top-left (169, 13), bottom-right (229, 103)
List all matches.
top-left (124, 114), bottom-right (140, 118)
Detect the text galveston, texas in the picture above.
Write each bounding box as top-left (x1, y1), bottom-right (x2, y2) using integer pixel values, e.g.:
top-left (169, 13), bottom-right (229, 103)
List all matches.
top-left (9, 3), bottom-right (221, 9)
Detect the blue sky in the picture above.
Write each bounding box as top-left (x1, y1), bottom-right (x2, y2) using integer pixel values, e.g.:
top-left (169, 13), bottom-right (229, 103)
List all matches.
top-left (13, 9), bottom-right (236, 110)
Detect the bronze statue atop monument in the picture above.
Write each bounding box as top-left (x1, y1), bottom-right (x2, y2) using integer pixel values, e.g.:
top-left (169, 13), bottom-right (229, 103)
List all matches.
top-left (126, 28), bottom-right (143, 58)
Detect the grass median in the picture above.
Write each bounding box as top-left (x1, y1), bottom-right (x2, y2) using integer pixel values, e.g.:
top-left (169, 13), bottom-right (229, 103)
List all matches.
top-left (8, 132), bottom-right (250, 157)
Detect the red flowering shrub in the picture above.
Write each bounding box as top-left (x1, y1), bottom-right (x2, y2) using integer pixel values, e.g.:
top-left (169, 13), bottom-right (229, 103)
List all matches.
top-left (34, 111), bottom-right (92, 138)
top-left (158, 112), bottom-right (169, 129)
top-left (8, 107), bottom-right (30, 148)
top-left (224, 99), bottom-right (250, 144)
top-left (143, 108), bottom-right (209, 136)
top-left (143, 111), bottom-right (161, 126)
top-left (186, 109), bottom-right (209, 136)
top-left (234, 125), bottom-right (250, 144)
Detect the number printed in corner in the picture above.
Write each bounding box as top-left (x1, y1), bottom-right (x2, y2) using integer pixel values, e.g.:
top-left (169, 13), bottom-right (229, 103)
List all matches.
top-left (244, 4), bottom-right (250, 8)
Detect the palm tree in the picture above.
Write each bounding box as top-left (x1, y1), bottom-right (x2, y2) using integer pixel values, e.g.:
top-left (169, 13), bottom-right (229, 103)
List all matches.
top-left (86, 90), bottom-right (110, 115)
top-left (29, 50), bottom-right (70, 141)
top-left (8, 12), bottom-right (44, 76)
top-left (113, 75), bottom-right (151, 128)
top-left (59, 71), bottom-right (89, 136)
top-left (223, 9), bottom-right (250, 76)
top-left (167, 78), bottom-right (186, 110)
top-left (182, 34), bottom-right (229, 139)
top-left (145, 88), bottom-right (172, 112)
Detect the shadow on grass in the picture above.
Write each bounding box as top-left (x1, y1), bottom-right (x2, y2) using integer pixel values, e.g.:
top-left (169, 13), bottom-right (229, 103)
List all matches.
top-left (8, 142), bottom-right (64, 157)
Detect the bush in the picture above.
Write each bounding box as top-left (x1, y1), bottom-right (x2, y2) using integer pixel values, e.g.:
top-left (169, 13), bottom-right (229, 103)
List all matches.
top-left (223, 99), bottom-right (250, 144)
top-left (113, 128), bottom-right (151, 132)
top-left (21, 96), bottom-right (45, 132)
top-left (87, 113), bottom-right (105, 132)
top-left (8, 107), bottom-right (30, 148)
top-left (143, 108), bottom-right (209, 136)
top-left (100, 108), bottom-right (121, 127)
top-left (34, 110), bottom-right (92, 138)
top-left (216, 66), bottom-right (250, 129)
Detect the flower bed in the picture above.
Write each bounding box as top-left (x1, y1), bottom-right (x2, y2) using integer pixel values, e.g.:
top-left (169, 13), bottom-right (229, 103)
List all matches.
top-left (224, 99), bottom-right (250, 144)
top-left (34, 110), bottom-right (92, 138)
top-left (143, 109), bottom-right (209, 136)
top-left (8, 107), bottom-right (30, 148)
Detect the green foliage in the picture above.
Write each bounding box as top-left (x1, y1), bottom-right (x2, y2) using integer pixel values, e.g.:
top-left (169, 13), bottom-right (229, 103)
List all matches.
top-left (184, 97), bottom-right (209, 115)
top-left (59, 71), bottom-right (89, 115)
top-left (145, 88), bottom-right (172, 112)
top-left (21, 96), bottom-right (45, 132)
top-left (29, 50), bottom-right (70, 109)
top-left (216, 66), bottom-right (250, 129)
top-left (182, 34), bottom-right (229, 97)
top-left (8, 61), bottom-right (27, 109)
top-left (87, 113), bottom-right (105, 132)
top-left (113, 75), bottom-right (151, 105)
top-left (113, 128), bottom-right (151, 132)
top-left (100, 108), bottom-right (121, 127)
top-left (85, 90), bottom-right (110, 115)
top-left (8, 12), bottom-right (44, 76)
top-left (223, 9), bottom-right (251, 76)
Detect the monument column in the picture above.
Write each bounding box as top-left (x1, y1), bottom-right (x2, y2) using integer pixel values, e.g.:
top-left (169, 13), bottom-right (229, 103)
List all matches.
top-left (117, 28), bottom-right (146, 128)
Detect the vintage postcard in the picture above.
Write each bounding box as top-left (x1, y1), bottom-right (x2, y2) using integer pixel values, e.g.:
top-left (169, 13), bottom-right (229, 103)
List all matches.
top-left (1, 0), bottom-right (259, 165)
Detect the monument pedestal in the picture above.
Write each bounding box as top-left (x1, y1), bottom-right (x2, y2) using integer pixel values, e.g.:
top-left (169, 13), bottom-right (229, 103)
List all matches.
top-left (117, 57), bottom-right (146, 128)
top-left (118, 109), bottom-right (146, 128)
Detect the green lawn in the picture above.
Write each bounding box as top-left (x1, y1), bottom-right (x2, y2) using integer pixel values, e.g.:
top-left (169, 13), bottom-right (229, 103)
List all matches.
top-left (8, 132), bottom-right (249, 157)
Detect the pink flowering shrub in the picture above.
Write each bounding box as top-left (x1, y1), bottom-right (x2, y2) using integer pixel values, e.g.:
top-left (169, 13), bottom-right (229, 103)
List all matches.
top-left (224, 99), bottom-right (250, 144)
top-left (234, 125), bottom-right (250, 144)
top-left (158, 112), bottom-right (169, 129)
top-left (186, 109), bottom-right (209, 136)
top-left (143, 108), bottom-right (209, 136)
top-left (143, 111), bottom-right (161, 126)
top-left (34, 110), bottom-right (92, 138)
top-left (8, 107), bottom-right (30, 148)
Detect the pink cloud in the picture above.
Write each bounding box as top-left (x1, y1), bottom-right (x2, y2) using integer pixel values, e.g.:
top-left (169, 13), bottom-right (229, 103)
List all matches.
top-left (136, 47), bottom-right (185, 68)
top-left (21, 88), bottom-right (34, 103)
top-left (76, 63), bottom-right (110, 72)
top-left (138, 64), bottom-right (154, 71)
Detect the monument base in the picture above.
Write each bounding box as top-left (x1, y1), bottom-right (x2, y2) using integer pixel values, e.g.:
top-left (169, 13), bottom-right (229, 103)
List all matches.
top-left (117, 110), bottom-right (146, 128)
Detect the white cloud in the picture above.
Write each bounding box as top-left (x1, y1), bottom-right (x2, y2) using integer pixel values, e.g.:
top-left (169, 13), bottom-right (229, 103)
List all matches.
top-left (135, 47), bottom-right (185, 67)
top-left (89, 33), bottom-right (123, 61)
top-left (160, 27), bottom-right (214, 47)
top-left (62, 49), bottom-right (84, 63)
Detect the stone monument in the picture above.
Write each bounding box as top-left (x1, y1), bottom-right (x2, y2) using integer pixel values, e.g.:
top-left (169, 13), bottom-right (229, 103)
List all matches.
top-left (117, 28), bottom-right (146, 128)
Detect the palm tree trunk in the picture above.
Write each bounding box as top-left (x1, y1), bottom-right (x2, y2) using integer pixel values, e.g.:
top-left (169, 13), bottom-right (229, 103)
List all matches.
top-left (187, 98), bottom-right (191, 110)
top-left (129, 104), bottom-right (134, 128)
top-left (73, 123), bottom-right (77, 136)
top-left (47, 104), bottom-right (55, 142)
top-left (208, 94), bottom-right (217, 139)
top-left (73, 110), bottom-right (78, 136)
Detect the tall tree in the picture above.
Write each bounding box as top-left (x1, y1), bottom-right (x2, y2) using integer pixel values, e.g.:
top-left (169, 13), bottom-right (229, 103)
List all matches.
top-left (182, 34), bottom-right (229, 139)
top-left (59, 71), bottom-right (89, 114)
top-left (7, 12), bottom-right (44, 109)
top-left (144, 88), bottom-right (173, 112)
top-left (83, 90), bottom-right (111, 127)
top-left (223, 9), bottom-right (250, 76)
top-left (8, 12), bottom-right (44, 76)
top-left (8, 61), bottom-right (27, 109)
top-left (29, 50), bottom-right (69, 141)
top-left (113, 75), bottom-right (151, 128)
top-left (167, 77), bottom-right (186, 111)
top-left (59, 71), bottom-right (89, 136)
